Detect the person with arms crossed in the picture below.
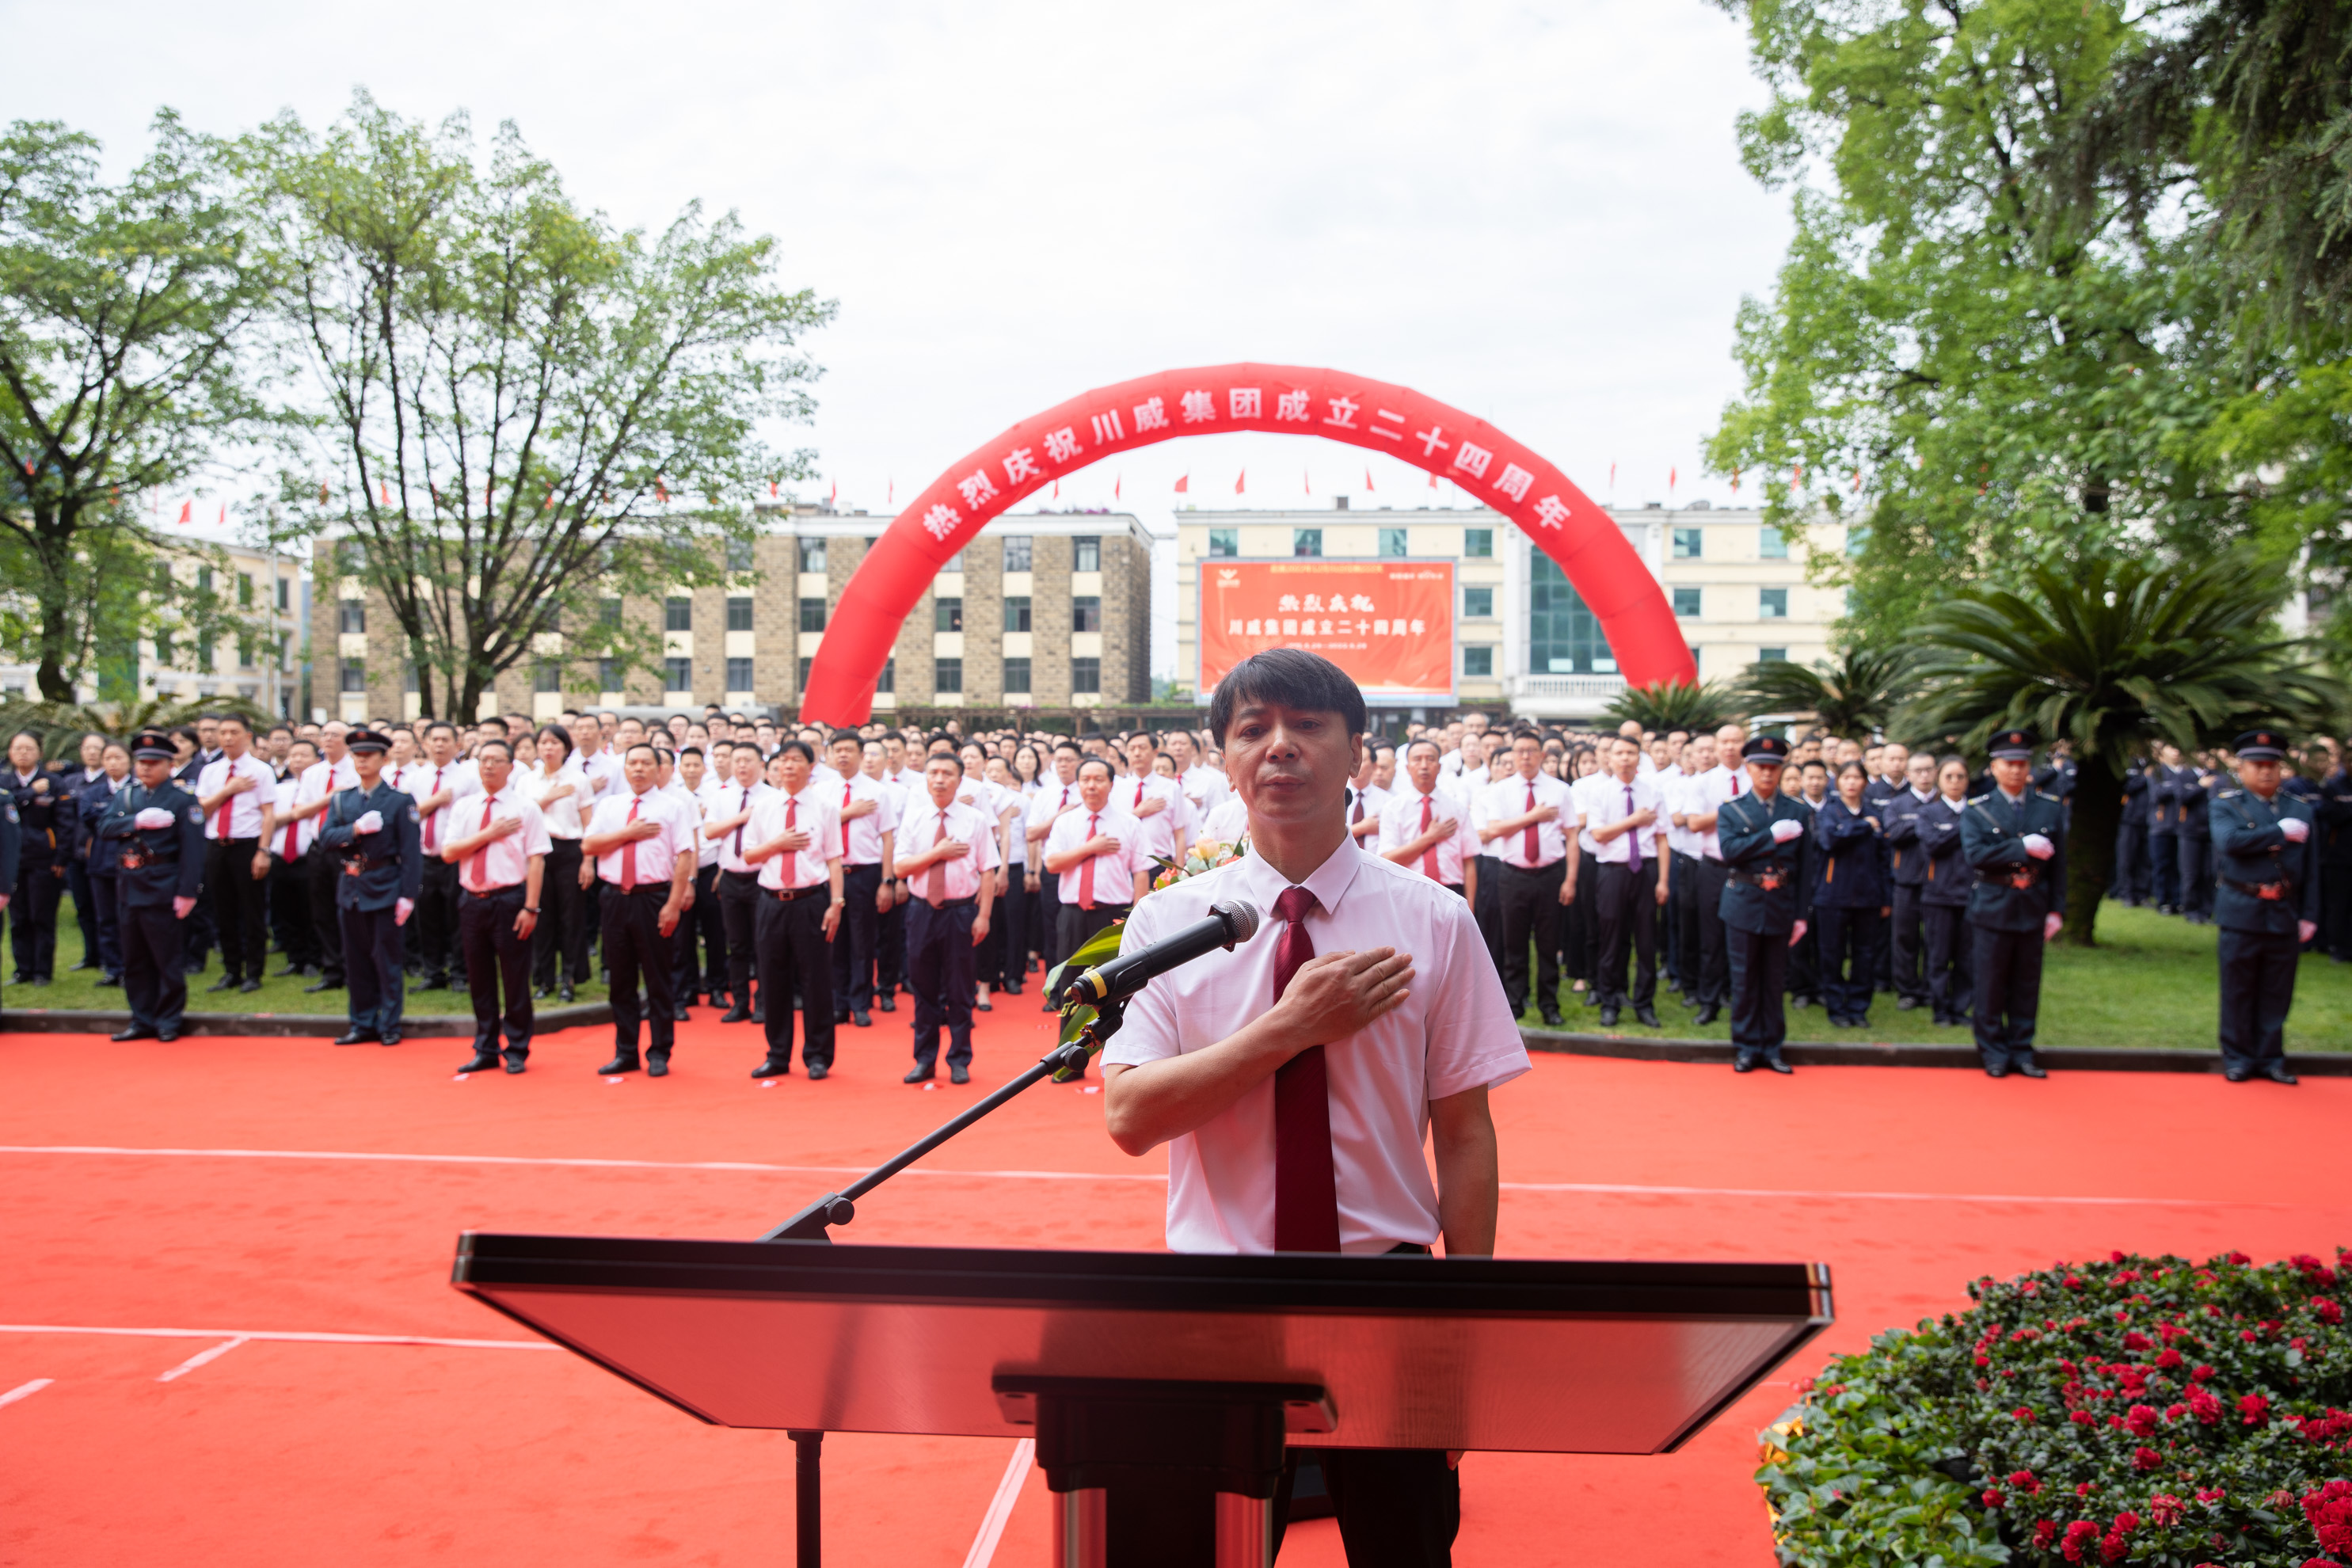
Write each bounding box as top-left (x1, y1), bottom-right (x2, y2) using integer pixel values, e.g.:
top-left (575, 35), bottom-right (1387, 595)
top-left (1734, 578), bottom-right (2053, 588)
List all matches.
top-left (581, 743), bottom-right (695, 1077)
top-left (895, 752), bottom-right (998, 1085)
top-left (2209, 729), bottom-right (2319, 1083)
top-left (1715, 736), bottom-right (1813, 1074)
top-left (315, 729), bottom-right (424, 1048)
top-left (741, 740), bottom-right (843, 1079)
top-left (1103, 649), bottom-right (1524, 1566)
top-left (1958, 729), bottom-right (2068, 1079)
top-left (445, 740), bottom-right (551, 1075)
top-left (96, 731), bottom-right (203, 1041)
top-left (1916, 755), bottom-right (1976, 1028)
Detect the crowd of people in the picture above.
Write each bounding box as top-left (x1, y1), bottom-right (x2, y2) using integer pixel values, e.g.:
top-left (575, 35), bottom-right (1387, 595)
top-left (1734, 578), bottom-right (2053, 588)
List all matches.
top-left (2, 702), bottom-right (2339, 1084)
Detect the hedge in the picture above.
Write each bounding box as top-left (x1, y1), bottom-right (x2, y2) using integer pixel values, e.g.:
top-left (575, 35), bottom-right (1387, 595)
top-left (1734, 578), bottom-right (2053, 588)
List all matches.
top-left (1759, 1249), bottom-right (2350, 1566)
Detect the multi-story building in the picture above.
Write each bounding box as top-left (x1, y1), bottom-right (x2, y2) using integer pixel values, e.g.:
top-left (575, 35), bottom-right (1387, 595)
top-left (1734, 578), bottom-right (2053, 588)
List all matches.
top-left (312, 506), bottom-right (1155, 723)
top-left (1174, 501), bottom-right (1848, 722)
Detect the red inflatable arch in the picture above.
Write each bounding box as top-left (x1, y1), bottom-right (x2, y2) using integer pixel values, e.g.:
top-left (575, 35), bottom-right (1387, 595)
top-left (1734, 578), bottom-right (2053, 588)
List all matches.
top-left (799, 363), bottom-right (1693, 724)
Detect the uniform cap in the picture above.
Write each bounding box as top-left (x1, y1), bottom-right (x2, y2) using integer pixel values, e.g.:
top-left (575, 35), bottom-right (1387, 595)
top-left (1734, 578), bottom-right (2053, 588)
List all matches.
top-left (2232, 729), bottom-right (2288, 761)
top-left (345, 727), bottom-right (392, 755)
top-left (1741, 736), bottom-right (1791, 764)
top-left (130, 729), bottom-right (177, 761)
top-left (1987, 729), bottom-right (2037, 760)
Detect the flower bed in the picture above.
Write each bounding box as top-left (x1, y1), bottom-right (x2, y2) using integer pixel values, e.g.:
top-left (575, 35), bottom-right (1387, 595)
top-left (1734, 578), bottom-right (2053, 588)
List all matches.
top-left (1760, 1250), bottom-right (2350, 1566)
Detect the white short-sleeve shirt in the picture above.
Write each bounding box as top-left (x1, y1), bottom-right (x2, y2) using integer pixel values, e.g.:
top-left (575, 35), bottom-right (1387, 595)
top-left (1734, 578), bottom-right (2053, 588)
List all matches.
top-left (1377, 787), bottom-right (1479, 887)
top-left (195, 752), bottom-right (277, 839)
top-left (584, 786), bottom-right (695, 888)
top-left (899, 796), bottom-right (1001, 903)
top-left (1104, 844), bottom-right (1529, 1254)
top-left (1483, 771), bottom-right (1575, 870)
top-left (1044, 802), bottom-right (1147, 908)
top-left (748, 786), bottom-right (842, 892)
top-left (450, 784), bottom-right (553, 892)
top-left (1581, 770), bottom-right (1669, 866)
top-left (406, 759), bottom-right (481, 855)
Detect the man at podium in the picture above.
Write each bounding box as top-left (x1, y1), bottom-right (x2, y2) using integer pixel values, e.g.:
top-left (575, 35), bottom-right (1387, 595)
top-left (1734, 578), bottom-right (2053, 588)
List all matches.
top-left (1103, 648), bottom-right (1529, 1568)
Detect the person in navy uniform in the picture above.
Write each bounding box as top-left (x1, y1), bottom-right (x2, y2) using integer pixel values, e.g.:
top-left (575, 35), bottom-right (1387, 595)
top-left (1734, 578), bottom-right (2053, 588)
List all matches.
top-left (1812, 760), bottom-right (1890, 1029)
top-left (8, 730), bottom-right (75, 987)
top-left (1916, 755), bottom-right (1975, 1027)
top-left (316, 728), bottom-right (424, 1047)
top-left (2209, 729), bottom-right (2319, 1084)
top-left (2112, 759), bottom-right (2151, 905)
top-left (74, 744), bottom-right (129, 985)
top-left (1716, 735), bottom-right (1813, 1074)
top-left (1878, 751), bottom-right (1939, 1010)
top-left (1959, 729), bottom-right (2068, 1079)
top-left (2176, 753), bottom-right (2217, 923)
top-left (93, 731), bottom-right (204, 1041)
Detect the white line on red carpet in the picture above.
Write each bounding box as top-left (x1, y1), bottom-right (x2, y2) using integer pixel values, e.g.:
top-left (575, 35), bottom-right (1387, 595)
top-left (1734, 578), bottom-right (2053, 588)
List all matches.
top-left (962, 1437), bottom-right (1034, 1568)
top-left (0, 1324), bottom-right (555, 1350)
top-left (0, 1378), bottom-right (53, 1408)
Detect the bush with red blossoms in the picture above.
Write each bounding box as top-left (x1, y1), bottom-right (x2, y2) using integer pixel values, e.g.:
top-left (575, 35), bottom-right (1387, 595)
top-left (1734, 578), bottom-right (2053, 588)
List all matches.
top-left (1759, 1248), bottom-right (2350, 1567)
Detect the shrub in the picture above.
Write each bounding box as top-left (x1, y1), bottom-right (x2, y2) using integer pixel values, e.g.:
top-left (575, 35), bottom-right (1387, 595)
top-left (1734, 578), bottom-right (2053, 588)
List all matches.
top-left (1760, 1249), bottom-right (2351, 1566)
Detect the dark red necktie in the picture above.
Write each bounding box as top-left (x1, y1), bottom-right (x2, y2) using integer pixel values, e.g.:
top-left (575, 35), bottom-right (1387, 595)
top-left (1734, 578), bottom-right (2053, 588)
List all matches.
top-left (1271, 885), bottom-right (1341, 1253)
top-left (1522, 783), bottom-right (1538, 864)
top-left (1418, 796), bottom-right (1439, 880)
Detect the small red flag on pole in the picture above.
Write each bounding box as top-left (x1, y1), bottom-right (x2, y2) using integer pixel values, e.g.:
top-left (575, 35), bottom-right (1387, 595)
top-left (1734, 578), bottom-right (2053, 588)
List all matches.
top-left (1364, 466), bottom-right (1374, 492)
top-left (1174, 474), bottom-right (1189, 494)
top-left (1234, 469), bottom-right (1246, 495)
top-left (176, 500), bottom-right (191, 525)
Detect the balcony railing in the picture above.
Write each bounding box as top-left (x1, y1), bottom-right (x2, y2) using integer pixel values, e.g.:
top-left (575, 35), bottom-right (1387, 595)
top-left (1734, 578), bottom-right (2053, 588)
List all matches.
top-left (1509, 673), bottom-right (1627, 714)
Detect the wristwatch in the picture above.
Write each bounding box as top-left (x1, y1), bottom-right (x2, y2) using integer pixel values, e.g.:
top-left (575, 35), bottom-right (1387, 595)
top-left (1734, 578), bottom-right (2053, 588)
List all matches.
top-left (523, 906), bottom-right (541, 914)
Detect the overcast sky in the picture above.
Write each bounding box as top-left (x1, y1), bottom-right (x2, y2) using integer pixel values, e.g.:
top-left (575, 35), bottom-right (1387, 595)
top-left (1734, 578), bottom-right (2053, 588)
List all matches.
top-left (10, 0), bottom-right (1790, 670)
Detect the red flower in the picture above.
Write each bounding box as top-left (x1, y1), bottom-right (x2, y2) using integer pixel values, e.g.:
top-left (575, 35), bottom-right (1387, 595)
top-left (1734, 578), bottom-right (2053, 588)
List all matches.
top-left (2167, 1402), bottom-right (2188, 1421)
top-left (1983, 1488), bottom-right (2004, 1509)
top-left (2240, 1393), bottom-right (2270, 1425)
top-left (2009, 1470), bottom-right (2042, 1495)
top-left (2061, 1520), bottom-right (2102, 1562)
top-left (2122, 1330), bottom-right (2152, 1351)
top-left (2157, 1347), bottom-right (2183, 1368)
top-left (2189, 1388), bottom-right (2224, 1425)
top-left (2034, 1520), bottom-right (2057, 1548)
top-left (2127, 1404), bottom-right (2160, 1437)
top-left (2071, 1410), bottom-right (2098, 1427)
top-left (2078, 1481), bottom-right (2098, 1498)
top-left (2014, 1405), bottom-right (2036, 1423)
top-left (2065, 1275), bottom-right (2085, 1291)
top-left (2190, 1364), bottom-right (2218, 1383)
top-left (2196, 1488), bottom-right (2226, 1503)
top-left (2113, 1511), bottom-right (2140, 1534)
top-left (2147, 1494), bottom-right (2186, 1527)
top-left (2316, 1299), bottom-right (2344, 1326)
top-left (2110, 1250), bottom-right (2128, 1264)
top-left (2228, 1251), bottom-right (2251, 1265)
top-left (2133, 1445), bottom-right (2163, 1471)
top-left (2099, 1531), bottom-right (2128, 1562)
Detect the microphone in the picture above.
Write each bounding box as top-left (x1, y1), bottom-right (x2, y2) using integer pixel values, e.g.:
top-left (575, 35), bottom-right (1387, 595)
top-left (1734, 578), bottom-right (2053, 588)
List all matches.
top-left (1059, 898), bottom-right (1262, 1009)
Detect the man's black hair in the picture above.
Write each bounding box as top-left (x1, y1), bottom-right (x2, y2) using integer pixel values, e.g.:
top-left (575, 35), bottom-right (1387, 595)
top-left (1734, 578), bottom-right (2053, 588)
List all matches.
top-left (778, 739), bottom-right (816, 764)
top-left (1053, 740), bottom-right (1083, 757)
top-left (1206, 648), bottom-right (1367, 746)
top-left (625, 741), bottom-right (660, 761)
top-left (927, 752), bottom-right (966, 776)
top-left (1077, 755), bottom-right (1114, 781)
top-left (477, 738), bottom-right (515, 761)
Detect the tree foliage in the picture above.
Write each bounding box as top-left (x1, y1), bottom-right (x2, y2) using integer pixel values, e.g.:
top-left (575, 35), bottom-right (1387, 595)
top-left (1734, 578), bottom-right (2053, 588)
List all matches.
top-left (1737, 642), bottom-right (1915, 738)
top-left (244, 93), bottom-right (834, 720)
top-left (1603, 676), bottom-right (1739, 734)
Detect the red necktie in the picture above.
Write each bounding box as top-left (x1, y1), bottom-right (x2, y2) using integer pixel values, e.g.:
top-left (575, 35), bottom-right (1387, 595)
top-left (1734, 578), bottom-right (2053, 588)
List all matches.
top-left (926, 811), bottom-right (949, 907)
top-left (1623, 783), bottom-right (1636, 863)
top-left (1351, 791), bottom-right (1364, 824)
top-left (783, 796), bottom-right (799, 888)
top-left (621, 797), bottom-right (641, 890)
top-left (1419, 795), bottom-right (1439, 880)
top-left (1270, 885), bottom-right (1340, 1253)
top-left (1079, 813), bottom-right (1099, 910)
top-left (1522, 783), bottom-right (1538, 864)
top-left (1732, 772), bottom-right (1742, 796)
top-left (1134, 780), bottom-right (1146, 810)
top-left (424, 766), bottom-right (443, 850)
top-left (467, 796), bottom-right (494, 891)
top-left (841, 781), bottom-right (853, 859)
top-left (280, 805), bottom-right (298, 859)
top-left (733, 786), bottom-right (749, 857)
top-left (215, 763), bottom-right (234, 839)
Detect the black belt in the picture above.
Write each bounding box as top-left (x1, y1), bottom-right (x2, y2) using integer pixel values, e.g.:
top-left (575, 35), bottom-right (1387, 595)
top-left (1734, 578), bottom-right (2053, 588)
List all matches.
top-left (1729, 867), bottom-right (1793, 891)
top-left (1501, 860), bottom-right (1562, 873)
top-left (921, 896), bottom-right (978, 910)
top-left (461, 882), bottom-right (524, 898)
top-left (2223, 877), bottom-right (2293, 902)
top-left (1977, 865), bottom-right (2042, 889)
top-left (773, 884), bottom-right (831, 903)
top-left (721, 867), bottom-right (762, 882)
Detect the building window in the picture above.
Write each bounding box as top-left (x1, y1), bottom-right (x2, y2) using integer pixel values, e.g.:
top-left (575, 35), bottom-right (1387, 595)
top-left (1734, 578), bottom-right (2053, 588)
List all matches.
top-left (1760, 587), bottom-right (1789, 619)
top-left (198, 632), bottom-right (216, 671)
top-left (156, 629), bottom-right (174, 666)
top-left (277, 577), bottom-right (291, 611)
top-left (1846, 524), bottom-right (1870, 558)
top-left (1003, 596), bottom-right (1031, 633)
top-left (725, 656), bottom-right (754, 692)
top-left (799, 597), bottom-right (828, 633)
top-left (1074, 536), bottom-right (1100, 573)
top-left (876, 657), bottom-right (894, 695)
top-left (664, 656), bottom-right (693, 692)
top-left (1208, 528), bottom-right (1238, 558)
top-left (1464, 527), bottom-right (1494, 558)
top-left (664, 596), bottom-right (691, 632)
top-left (1528, 552), bottom-right (1616, 674)
top-left (1463, 586), bottom-right (1494, 618)
top-left (934, 597), bottom-right (963, 633)
top-left (340, 660), bottom-right (367, 693)
top-left (1759, 646), bottom-right (1788, 664)
top-left (943, 548), bottom-right (965, 574)
top-left (599, 597), bottom-right (622, 628)
top-left (934, 657), bottom-right (962, 694)
top-left (1379, 527), bottom-right (1408, 558)
top-left (198, 566), bottom-right (215, 594)
top-left (1673, 527), bottom-right (1703, 560)
top-left (1003, 535), bottom-right (1032, 573)
top-left (535, 660), bottom-right (561, 694)
top-left (405, 662), bottom-right (422, 693)
top-left (238, 573), bottom-right (254, 607)
top-left (1071, 596), bottom-right (1102, 633)
top-left (338, 601), bottom-right (366, 634)
top-left (1673, 587), bottom-right (1703, 618)
top-left (1759, 524), bottom-right (1788, 559)
top-left (1292, 528), bottom-right (1323, 558)
top-left (1003, 657), bottom-right (1031, 694)
top-left (797, 656), bottom-right (812, 691)
top-left (726, 535), bottom-right (754, 573)
top-left (599, 657), bottom-right (622, 691)
top-left (727, 595), bottom-right (754, 632)
top-left (1071, 657), bottom-right (1100, 695)
top-left (1463, 646), bottom-right (1493, 677)
top-left (797, 537), bottom-right (826, 573)
top-left (238, 634), bottom-right (257, 668)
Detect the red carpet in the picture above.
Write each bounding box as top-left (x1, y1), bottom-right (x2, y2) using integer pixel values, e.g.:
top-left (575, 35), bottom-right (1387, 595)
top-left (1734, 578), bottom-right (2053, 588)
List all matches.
top-left (1, 1005), bottom-right (2344, 1566)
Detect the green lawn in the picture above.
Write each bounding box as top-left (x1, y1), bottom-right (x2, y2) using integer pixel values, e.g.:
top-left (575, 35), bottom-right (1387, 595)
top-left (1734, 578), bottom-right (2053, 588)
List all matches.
top-left (5, 897), bottom-right (611, 1018)
top-left (1515, 903), bottom-right (2352, 1052)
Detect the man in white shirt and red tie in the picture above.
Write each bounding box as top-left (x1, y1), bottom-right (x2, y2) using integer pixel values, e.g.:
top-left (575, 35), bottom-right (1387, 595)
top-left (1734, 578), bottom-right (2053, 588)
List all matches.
top-left (703, 742), bottom-right (776, 1024)
top-left (826, 730), bottom-right (897, 1030)
top-left (894, 752), bottom-right (999, 1084)
top-left (1342, 742), bottom-right (1388, 845)
top-left (288, 721), bottom-right (361, 994)
top-left (443, 739), bottom-right (550, 1075)
top-left (1104, 649), bottom-right (1524, 1565)
top-left (580, 744), bottom-right (696, 1077)
top-left (1680, 721), bottom-right (1749, 1026)
top-left (1479, 729), bottom-right (1578, 1026)
top-left (192, 714), bottom-right (276, 994)
top-left (1120, 732), bottom-right (1191, 871)
top-left (1026, 741), bottom-right (1087, 1002)
top-left (742, 740), bottom-right (844, 1079)
top-left (1042, 755), bottom-right (1150, 979)
top-left (1584, 735), bottom-right (1673, 1028)
top-left (405, 721), bottom-right (480, 993)
top-left (1377, 738), bottom-right (1479, 904)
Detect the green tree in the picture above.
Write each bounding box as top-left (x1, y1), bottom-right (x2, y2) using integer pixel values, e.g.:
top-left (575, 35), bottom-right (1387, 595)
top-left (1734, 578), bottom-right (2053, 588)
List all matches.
top-left (244, 93), bottom-right (833, 720)
top-left (1604, 676), bottom-right (1738, 734)
top-left (1900, 550), bottom-right (2331, 945)
top-left (0, 114), bottom-right (272, 699)
top-left (1736, 642), bottom-right (1914, 738)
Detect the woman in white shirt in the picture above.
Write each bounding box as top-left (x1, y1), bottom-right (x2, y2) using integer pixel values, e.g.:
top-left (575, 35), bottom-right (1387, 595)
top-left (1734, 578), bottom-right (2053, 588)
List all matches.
top-left (522, 725), bottom-right (590, 1003)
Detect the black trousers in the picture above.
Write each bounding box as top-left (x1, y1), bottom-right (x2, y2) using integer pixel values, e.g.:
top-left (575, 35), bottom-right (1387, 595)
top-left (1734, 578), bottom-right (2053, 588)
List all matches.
top-left (1726, 923), bottom-right (1791, 1059)
top-left (1694, 858), bottom-right (1730, 1008)
top-left (1471, 856), bottom-right (1505, 979)
top-left (204, 837), bottom-right (268, 983)
top-left (1560, 856), bottom-right (1598, 984)
top-left (1269, 1448), bottom-right (1461, 1568)
top-left (10, 860), bottom-right (63, 980)
top-left (878, 886), bottom-right (908, 992)
top-left (991, 869), bottom-right (1026, 988)
top-left (459, 885), bottom-right (534, 1061)
top-left (268, 856), bottom-right (317, 969)
top-left (531, 839), bottom-right (592, 988)
top-left (413, 858), bottom-right (459, 982)
top-left (1970, 922), bottom-right (2045, 1066)
top-left (87, 870), bottom-right (124, 979)
top-left (1815, 905), bottom-right (1885, 1023)
top-left (308, 851), bottom-right (347, 983)
top-left (717, 869), bottom-right (764, 1010)
top-left (121, 897), bottom-right (189, 1033)
top-left (1496, 860), bottom-right (1564, 1014)
top-left (601, 883), bottom-right (678, 1061)
top-left (1037, 869), bottom-right (1067, 973)
top-left (340, 901), bottom-right (407, 1037)
top-left (672, 862), bottom-right (725, 1000)
top-left (1023, 867), bottom-right (1049, 966)
top-left (2178, 837), bottom-right (2213, 918)
top-left (1787, 913), bottom-right (1820, 1003)
top-left (907, 896), bottom-right (977, 1071)
top-left (2321, 863), bottom-right (2352, 960)
top-left (1923, 902), bottom-right (1973, 1020)
top-left (2149, 832), bottom-right (2180, 908)
top-left (1670, 851), bottom-right (1702, 991)
top-left (2216, 927), bottom-right (2299, 1068)
top-left (755, 891), bottom-right (835, 1068)
top-left (1593, 859), bottom-right (1657, 1009)
top-left (831, 862), bottom-right (883, 1012)
top-left (1057, 901), bottom-right (1125, 972)
top-left (1889, 883), bottom-right (1928, 1002)
top-left (2112, 822), bottom-right (2148, 900)
top-left (66, 855), bottom-right (98, 965)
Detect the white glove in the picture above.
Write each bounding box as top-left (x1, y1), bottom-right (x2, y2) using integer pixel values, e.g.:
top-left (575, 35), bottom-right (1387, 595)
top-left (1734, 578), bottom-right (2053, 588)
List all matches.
top-left (1788, 919), bottom-right (1807, 946)
top-left (2021, 832), bottom-right (2054, 859)
top-left (353, 810), bottom-right (384, 834)
top-left (394, 896), bottom-right (414, 926)
top-left (2299, 919), bottom-right (2319, 944)
top-left (2279, 817), bottom-right (2310, 843)
top-left (134, 806), bottom-right (174, 830)
top-left (2043, 912), bottom-right (2063, 941)
top-left (1769, 818), bottom-right (1804, 843)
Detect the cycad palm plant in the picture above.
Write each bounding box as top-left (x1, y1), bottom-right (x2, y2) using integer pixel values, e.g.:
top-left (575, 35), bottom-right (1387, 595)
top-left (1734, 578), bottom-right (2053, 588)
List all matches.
top-left (1603, 677), bottom-right (1739, 735)
top-left (1737, 644), bottom-right (1916, 739)
top-left (1901, 550), bottom-right (2331, 945)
